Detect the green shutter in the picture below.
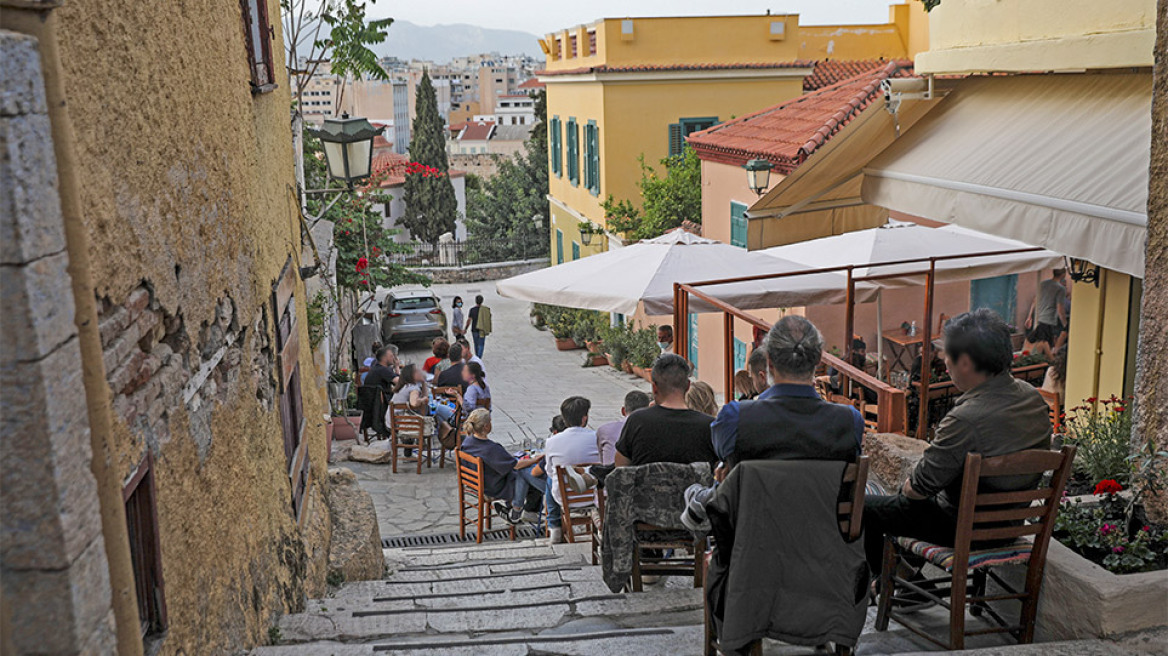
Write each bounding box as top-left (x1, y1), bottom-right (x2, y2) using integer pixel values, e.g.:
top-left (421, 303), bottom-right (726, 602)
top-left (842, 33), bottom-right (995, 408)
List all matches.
top-left (567, 118), bottom-right (579, 185)
top-left (550, 117), bottom-right (561, 177)
top-left (733, 337), bottom-right (747, 371)
top-left (730, 201), bottom-right (748, 248)
top-left (688, 313), bottom-right (699, 376)
top-left (556, 229), bottom-right (564, 263)
top-left (585, 121), bottom-right (600, 196)
top-left (572, 242), bottom-right (580, 260)
top-left (668, 123), bottom-right (683, 157)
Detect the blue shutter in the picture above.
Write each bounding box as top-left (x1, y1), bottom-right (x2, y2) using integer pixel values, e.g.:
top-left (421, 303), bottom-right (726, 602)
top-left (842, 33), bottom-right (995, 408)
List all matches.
top-left (730, 201), bottom-right (748, 248)
top-left (688, 313), bottom-right (699, 376)
top-left (733, 337), bottom-right (747, 371)
top-left (556, 229), bottom-right (564, 264)
top-left (970, 275), bottom-right (1018, 324)
top-left (572, 242), bottom-right (580, 260)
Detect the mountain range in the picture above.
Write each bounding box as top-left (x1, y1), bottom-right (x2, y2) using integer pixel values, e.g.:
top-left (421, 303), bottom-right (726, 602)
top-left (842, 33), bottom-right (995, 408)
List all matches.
top-left (376, 20), bottom-right (543, 62)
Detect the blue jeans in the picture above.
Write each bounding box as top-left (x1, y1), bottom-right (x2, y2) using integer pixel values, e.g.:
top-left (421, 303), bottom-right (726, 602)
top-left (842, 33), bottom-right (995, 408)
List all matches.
top-left (544, 483), bottom-right (564, 528)
top-left (472, 330), bottom-right (486, 358)
top-left (511, 464), bottom-right (546, 508)
top-left (431, 402), bottom-right (455, 425)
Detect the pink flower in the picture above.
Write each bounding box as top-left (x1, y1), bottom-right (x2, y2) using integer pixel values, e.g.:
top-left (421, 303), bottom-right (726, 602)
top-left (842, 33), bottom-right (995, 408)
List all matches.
top-left (1143, 525), bottom-right (1152, 532)
top-left (1099, 524), bottom-right (1115, 536)
top-left (1112, 546), bottom-right (1125, 554)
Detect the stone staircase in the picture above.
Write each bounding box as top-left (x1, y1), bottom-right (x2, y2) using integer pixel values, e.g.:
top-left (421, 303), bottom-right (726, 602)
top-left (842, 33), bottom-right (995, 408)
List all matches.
top-left (253, 538), bottom-right (1165, 656)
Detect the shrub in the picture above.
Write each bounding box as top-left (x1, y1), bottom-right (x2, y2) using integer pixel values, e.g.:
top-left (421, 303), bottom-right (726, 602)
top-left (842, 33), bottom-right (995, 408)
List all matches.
top-left (570, 311), bottom-right (608, 345)
top-left (628, 325), bottom-right (662, 369)
top-left (1064, 396), bottom-right (1135, 485)
top-left (601, 322), bottom-right (633, 370)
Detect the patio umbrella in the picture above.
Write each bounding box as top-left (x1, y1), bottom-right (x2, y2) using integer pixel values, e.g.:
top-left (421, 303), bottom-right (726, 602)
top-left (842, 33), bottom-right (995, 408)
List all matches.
top-left (758, 220), bottom-right (1064, 287)
top-left (496, 228), bottom-right (861, 315)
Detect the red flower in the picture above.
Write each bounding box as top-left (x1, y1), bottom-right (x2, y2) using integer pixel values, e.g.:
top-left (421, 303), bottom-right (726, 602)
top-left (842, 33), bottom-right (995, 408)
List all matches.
top-left (356, 256), bottom-right (368, 273)
top-left (1143, 525), bottom-right (1152, 532)
top-left (1113, 405), bottom-right (1126, 413)
top-left (1021, 350), bottom-right (1030, 356)
top-left (1094, 479), bottom-right (1123, 496)
top-left (1086, 397), bottom-right (1098, 403)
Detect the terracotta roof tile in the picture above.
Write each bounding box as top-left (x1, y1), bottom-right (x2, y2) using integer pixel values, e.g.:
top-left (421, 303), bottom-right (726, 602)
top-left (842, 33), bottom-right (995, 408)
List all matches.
top-left (803, 59), bottom-right (896, 91)
top-left (518, 78), bottom-right (546, 89)
top-left (371, 152), bottom-right (464, 187)
top-left (536, 61), bottom-right (814, 76)
top-left (687, 61), bottom-right (913, 172)
top-left (458, 120), bottom-right (496, 141)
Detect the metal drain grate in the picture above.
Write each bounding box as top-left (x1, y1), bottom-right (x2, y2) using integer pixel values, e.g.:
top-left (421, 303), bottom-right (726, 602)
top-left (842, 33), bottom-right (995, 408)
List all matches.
top-left (382, 525), bottom-right (542, 549)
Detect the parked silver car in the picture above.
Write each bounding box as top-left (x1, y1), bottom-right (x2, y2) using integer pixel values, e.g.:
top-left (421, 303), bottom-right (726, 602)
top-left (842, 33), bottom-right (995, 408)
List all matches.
top-left (380, 291), bottom-right (447, 344)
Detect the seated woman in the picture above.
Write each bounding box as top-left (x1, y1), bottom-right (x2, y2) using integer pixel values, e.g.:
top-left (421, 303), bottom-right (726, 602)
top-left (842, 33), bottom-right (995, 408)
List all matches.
top-left (461, 361), bottom-right (491, 412)
top-left (460, 408), bottom-right (545, 525)
top-left (424, 338), bottom-right (449, 375)
top-left (391, 364), bottom-right (457, 449)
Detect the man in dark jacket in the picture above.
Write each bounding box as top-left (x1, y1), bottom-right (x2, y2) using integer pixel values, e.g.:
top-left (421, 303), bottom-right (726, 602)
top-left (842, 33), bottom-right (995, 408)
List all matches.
top-left (862, 309), bottom-right (1052, 576)
top-left (435, 343), bottom-right (468, 391)
top-left (711, 315), bottom-right (863, 472)
top-left (363, 345), bottom-right (399, 392)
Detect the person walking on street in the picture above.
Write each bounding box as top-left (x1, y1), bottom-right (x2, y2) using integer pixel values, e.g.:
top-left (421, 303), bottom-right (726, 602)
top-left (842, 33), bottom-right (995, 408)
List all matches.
top-left (466, 295), bottom-right (492, 358)
top-left (1024, 268), bottom-right (1069, 354)
top-left (451, 296), bottom-right (466, 341)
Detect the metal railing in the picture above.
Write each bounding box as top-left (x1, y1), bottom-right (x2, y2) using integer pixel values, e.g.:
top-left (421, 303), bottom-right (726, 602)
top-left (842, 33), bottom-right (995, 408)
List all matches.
top-left (387, 236), bottom-right (546, 267)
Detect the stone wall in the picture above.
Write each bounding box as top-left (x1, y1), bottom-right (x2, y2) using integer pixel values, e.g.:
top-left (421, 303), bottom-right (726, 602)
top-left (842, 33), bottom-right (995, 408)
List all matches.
top-left (1135, 0), bottom-right (1167, 523)
top-left (449, 152), bottom-right (503, 179)
top-left (414, 257), bottom-right (548, 284)
top-left (7, 0), bottom-right (336, 651)
top-left (0, 31), bottom-right (117, 654)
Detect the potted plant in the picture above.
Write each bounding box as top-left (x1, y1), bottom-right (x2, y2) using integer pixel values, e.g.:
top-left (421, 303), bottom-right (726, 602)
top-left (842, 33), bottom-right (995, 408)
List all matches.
top-left (329, 369), bottom-right (363, 441)
top-left (628, 327), bottom-right (660, 382)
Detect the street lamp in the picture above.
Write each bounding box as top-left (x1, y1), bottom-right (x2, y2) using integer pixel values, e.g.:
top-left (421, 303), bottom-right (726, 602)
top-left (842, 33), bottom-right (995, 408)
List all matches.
top-left (307, 114), bottom-right (383, 190)
top-left (744, 159), bottom-right (774, 196)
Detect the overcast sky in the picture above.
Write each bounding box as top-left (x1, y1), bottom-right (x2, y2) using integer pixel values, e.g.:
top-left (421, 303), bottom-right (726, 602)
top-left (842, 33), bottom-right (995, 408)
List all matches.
top-left (370, 0), bottom-right (900, 38)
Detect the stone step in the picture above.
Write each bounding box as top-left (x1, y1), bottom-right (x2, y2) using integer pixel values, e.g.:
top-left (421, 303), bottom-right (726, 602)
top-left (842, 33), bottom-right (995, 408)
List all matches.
top-left (252, 625), bottom-right (705, 655)
top-left (275, 586), bottom-right (704, 644)
top-left (307, 580), bottom-right (613, 613)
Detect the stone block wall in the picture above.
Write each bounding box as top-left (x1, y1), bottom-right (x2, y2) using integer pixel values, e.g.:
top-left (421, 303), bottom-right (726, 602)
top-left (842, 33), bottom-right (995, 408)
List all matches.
top-left (413, 257), bottom-right (548, 284)
top-left (0, 30), bottom-right (117, 654)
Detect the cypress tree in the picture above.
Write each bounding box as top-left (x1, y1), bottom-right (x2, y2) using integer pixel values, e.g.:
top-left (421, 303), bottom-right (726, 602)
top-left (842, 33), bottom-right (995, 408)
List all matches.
top-left (402, 70), bottom-right (459, 243)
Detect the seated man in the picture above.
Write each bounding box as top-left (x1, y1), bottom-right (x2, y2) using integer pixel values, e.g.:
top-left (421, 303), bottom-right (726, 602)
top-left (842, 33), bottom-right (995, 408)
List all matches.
top-left (862, 309), bottom-right (1052, 577)
top-left (657, 325), bottom-right (675, 354)
top-left (615, 354), bottom-right (717, 468)
top-left (362, 345), bottom-right (400, 392)
top-left (435, 342), bottom-right (468, 391)
top-left (711, 316), bottom-right (863, 471)
top-left (745, 348), bottom-right (768, 399)
top-left (595, 390), bottom-right (651, 466)
top-left (543, 396), bottom-right (600, 543)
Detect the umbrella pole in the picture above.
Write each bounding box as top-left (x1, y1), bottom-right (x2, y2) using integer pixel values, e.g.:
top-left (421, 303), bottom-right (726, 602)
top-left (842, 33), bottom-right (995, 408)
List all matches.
top-left (844, 267), bottom-right (855, 395)
top-left (724, 312), bottom-right (734, 404)
top-left (876, 289), bottom-right (885, 381)
top-left (674, 283), bottom-right (687, 365)
top-left (918, 261), bottom-right (936, 439)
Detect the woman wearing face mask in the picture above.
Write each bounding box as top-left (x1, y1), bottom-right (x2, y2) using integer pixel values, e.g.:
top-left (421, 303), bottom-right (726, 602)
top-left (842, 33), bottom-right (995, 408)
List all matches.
top-left (451, 296), bottom-right (466, 341)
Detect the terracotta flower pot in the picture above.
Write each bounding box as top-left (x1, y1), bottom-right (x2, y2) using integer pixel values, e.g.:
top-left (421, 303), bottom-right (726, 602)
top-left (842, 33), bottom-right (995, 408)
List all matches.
top-left (631, 365), bottom-right (652, 382)
top-left (622, 360), bottom-right (634, 374)
top-left (332, 412), bottom-right (363, 441)
top-left (555, 337), bottom-right (581, 351)
top-left (587, 353), bottom-right (608, 367)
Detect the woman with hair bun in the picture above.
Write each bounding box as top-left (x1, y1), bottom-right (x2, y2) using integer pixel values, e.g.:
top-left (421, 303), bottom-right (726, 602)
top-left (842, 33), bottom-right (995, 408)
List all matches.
top-left (460, 408), bottom-right (546, 525)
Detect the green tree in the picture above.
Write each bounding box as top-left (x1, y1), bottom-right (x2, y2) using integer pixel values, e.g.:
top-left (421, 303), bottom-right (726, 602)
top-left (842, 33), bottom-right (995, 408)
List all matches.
top-left (401, 70), bottom-right (459, 243)
top-left (464, 89), bottom-right (549, 256)
top-left (602, 148), bottom-right (702, 241)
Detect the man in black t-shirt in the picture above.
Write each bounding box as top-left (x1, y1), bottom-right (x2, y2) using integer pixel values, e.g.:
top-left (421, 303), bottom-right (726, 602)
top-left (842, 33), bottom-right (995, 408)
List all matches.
top-left (363, 345), bottom-right (399, 392)
top-left (615, 353), bottom-right (717, 467)
top-left (435, 342), bottom-right (468, 392)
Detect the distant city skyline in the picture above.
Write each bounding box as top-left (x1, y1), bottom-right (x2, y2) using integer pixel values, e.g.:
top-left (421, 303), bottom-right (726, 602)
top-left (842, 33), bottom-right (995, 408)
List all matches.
top-left (369, 0), bottom-right (901, 41)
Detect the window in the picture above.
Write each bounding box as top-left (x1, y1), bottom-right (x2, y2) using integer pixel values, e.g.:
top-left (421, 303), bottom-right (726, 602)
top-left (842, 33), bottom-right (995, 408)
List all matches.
top-left (588, 30), bottom-right (597, 55)
top-left (566, 117), bottom-right (579, 185)
top-left (239, 0), bottom-right (276, 92)
top-left (668, 116), bottom-right (718, 157)
top-left (569, 35), bottom-right (578, 57)
top-left (391, 296), bottom-right (438, 311)
top-left (556, 229), bottom-right (564, 264)
top-left (550, 116), bottom-right (562, 177)
top-left (584, 121), bottom-right (600, 196)
top-left (730, 201), bottom-right (748, 248)
top-left (124, 453), bottom-right (166, 640)
top-left (572, 241), bottom-right (580, 260)
top-left (733, 337), bottom-right (747, 371)
top-left (688, 313), bottom-right (699, 376)
top-left (273, 260), bottom-right (309, 524)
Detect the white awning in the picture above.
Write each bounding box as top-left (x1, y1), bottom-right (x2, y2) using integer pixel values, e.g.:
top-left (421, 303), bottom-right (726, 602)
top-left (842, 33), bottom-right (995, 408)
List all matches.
top-left (861, 73), bottom-right (1151, 278)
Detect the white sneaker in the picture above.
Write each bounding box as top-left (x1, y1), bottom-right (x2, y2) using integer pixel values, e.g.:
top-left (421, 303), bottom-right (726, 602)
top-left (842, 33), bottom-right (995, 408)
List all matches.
top-left (521, 510), bottom-right (540, 523)
top-left (549, 527), bottom-right (563, 544)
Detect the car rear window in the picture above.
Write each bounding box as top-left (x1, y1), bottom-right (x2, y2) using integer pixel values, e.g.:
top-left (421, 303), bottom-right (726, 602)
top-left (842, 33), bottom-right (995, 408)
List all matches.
top-left (392, 297), bottom-right (438, 311)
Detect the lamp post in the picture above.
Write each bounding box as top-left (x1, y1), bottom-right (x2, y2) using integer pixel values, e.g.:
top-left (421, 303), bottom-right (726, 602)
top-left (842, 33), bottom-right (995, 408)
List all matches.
top-left (744, 158), bottom-right (774, 196)
top-left (306, 114), bottom-right (383, 192)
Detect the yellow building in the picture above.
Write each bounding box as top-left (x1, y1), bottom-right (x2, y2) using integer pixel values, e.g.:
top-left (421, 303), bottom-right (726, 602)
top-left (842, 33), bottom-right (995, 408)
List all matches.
top-left (755, 0), bottom-right (1156, 410)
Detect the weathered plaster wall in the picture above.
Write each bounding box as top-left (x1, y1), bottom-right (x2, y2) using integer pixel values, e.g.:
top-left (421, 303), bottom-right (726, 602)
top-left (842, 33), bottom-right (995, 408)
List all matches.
top-left (1135, 0), bottom-right (1167, 523)
top-left (51, 0), bottom-right (332, 651)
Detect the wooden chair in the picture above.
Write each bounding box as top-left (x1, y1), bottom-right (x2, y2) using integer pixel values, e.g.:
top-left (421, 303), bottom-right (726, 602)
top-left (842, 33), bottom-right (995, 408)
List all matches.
top-left (630, 524), bottom-right (705, 592)
top-left (875, 446), bottom-right (1076, 650)
top-left (703, 457), bottom-right (868, 656)
top-left (430, 387), bottom-right (463, 468)
top-left (553, 464), bottom-right (600, 544)
top-left (590, 487), bottom-right (607, 566)
top-left (1036, 388), bottom-right (1061, 433)
top-left (456, 450), bottom-right (516, 544)
top-left (355, 385), bottom-right (388, 443)
top-left (388, 403), bottom-right (430, 474)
